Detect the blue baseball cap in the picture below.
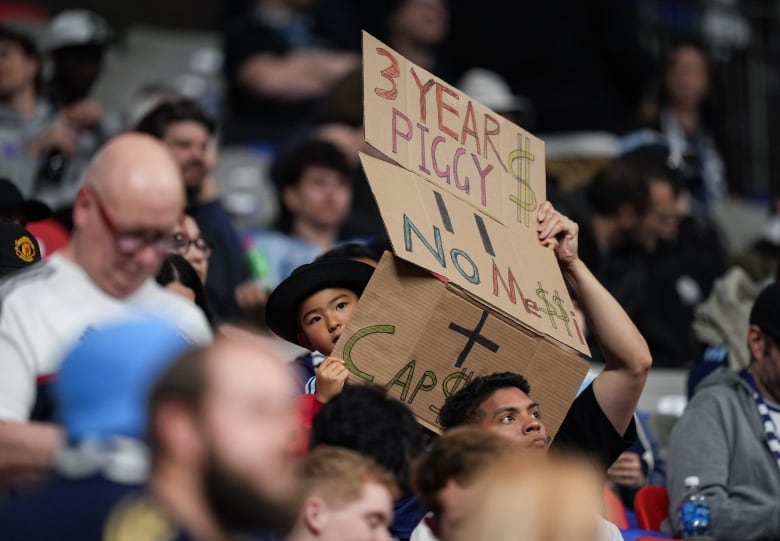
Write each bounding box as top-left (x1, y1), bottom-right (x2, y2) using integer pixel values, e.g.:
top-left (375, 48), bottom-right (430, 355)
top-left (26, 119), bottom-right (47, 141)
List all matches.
top-left (54, 316), bottom-right (192, 443)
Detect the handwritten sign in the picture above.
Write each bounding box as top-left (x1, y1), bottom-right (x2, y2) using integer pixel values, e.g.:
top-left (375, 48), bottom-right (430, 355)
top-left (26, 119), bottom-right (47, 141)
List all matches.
top-left (363, 31), bottom-right (544, 228)
top-left (332, 253), bottom-right (589, 435)
top-left (360, 152), bottom-right (590, 356)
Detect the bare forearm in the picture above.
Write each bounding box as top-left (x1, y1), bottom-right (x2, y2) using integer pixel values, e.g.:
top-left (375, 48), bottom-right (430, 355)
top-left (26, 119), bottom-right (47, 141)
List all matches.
top-left (0, 421), bottom-right (62, 486)
top-left (563, 259), bottom-right (651, 433)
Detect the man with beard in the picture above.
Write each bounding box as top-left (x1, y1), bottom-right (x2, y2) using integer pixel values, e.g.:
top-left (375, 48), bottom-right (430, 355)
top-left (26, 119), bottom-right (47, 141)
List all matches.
top-left (103, 335), bottom-right (301, 540)
top-left (136, 98), bottom-right (266, 323)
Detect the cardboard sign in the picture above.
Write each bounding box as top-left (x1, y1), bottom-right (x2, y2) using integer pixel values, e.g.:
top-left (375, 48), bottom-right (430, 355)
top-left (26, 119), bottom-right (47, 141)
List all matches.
top-left (363, 31), bottom-right (544, 227)
top-left (332, 253), bottom-right (589, 435)
top-left (360, 152), bottom-right (590, 356)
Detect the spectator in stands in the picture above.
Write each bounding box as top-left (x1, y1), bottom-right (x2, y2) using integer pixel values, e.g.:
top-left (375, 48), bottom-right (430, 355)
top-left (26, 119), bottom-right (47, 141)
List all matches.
top-left (156, 253), bottom-right (215, 327)
top-left (37, 10), bottom-right (118, 223)
top-left (0, 133), bottom-right (212, 487)
top-left (172, 213), bottom-right (211, 284)
top-left (667, 282), bottom-right (780, 541)
top-left (0, 25), bottom-right (61, 204)
top-left (104, 336), bottom-right (300, 539)
top-left (245, 139), bottom-right (354, 291)
top-left (0, 318), bottom-right (192, 539)
top-left (649, 41), bottom-right (727, 213)
top-left (309, 385), bottom-right (430, 541)
top-left (436, 201), bottom-right (650, 469)
top-left (222, 0), bottom-right (359, 145)
top-left (0, 177), bottom-right (51, 225)
top-left (136, 98), bottom-right (266, 323)
top-left (629, 155), bottom-right (726, 368)
top-left (0, 222), bottom-right (41, 278)
top-left (290, 242), bottom-right (381, 393)
top-left (412, 427), bottom-right (616, 541)
top-left (287, 446), bottom-right (398, 541)
top-left (386, 0), bottom-right (450, 77)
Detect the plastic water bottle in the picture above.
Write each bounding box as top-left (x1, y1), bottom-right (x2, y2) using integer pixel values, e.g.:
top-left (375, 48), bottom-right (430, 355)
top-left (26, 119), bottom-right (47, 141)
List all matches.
top-left (676, 476), bottom-right (711, 538)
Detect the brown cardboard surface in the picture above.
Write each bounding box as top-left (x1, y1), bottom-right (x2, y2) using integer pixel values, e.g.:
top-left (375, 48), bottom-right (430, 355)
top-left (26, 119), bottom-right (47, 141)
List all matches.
top-left (332, 253), bottom-right (589, 435)
top-left (360, 151), bottom-right (590, 356)
top-left (363, 31), bottom-right (544, 228)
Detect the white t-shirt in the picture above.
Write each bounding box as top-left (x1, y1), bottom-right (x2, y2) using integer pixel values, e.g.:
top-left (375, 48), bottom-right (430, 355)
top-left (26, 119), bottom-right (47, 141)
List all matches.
top-left (0, 254), bottom-right (213, 421)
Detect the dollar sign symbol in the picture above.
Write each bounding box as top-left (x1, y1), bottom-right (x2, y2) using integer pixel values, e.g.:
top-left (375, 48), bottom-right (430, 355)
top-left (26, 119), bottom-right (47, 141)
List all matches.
top-left (507, 135), bottom-right (537, 227)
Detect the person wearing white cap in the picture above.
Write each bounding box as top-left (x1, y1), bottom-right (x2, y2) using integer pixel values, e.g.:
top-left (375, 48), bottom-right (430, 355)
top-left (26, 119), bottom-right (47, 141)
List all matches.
top-left (33, 10), bottom-right (118, 218)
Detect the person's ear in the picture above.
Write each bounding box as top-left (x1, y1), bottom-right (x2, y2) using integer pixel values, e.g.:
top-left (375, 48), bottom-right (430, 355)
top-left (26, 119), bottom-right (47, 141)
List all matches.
top-left (425, 513), bottom-right (442, 539)
top-left (303, 497), bottom-right (327, 534)
top-left (297, 331), bottom-right (313, 351)
top-left (748, 324), bottom-right (766, 363)
top-left (72, 188), bottom-right (91, 230)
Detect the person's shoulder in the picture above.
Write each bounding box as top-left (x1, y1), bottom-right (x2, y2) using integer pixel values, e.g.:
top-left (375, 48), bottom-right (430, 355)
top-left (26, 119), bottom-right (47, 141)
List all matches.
top-left (0, 257), bottom-right (61, 302)
top-left (136, 283), bottom-right (213, 343)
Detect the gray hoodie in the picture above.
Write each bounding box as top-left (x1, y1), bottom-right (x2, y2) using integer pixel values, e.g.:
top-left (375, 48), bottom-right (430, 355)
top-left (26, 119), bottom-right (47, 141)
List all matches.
top-left (667, 367), bottom-right (780, 541)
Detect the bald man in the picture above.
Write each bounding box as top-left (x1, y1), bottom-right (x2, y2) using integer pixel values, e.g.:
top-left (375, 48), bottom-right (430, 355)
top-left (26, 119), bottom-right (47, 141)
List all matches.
top-left (0, 133), bottom-right (212, 486)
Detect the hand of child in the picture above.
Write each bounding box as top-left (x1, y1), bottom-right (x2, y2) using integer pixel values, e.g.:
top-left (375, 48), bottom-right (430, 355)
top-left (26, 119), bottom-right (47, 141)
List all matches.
top-left (314, 357), bottom-right (349, 403)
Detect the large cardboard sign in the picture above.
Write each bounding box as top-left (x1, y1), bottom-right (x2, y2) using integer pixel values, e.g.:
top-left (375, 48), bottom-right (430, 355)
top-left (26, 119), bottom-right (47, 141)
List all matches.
top-left (332, 32), bottom-right (593, 433)
top-left (360, 152), bottom-right (590, 355)
top-left (363, 31), bottom-right (544, 227)
top-left (332, 253), bottom-right (589, 436)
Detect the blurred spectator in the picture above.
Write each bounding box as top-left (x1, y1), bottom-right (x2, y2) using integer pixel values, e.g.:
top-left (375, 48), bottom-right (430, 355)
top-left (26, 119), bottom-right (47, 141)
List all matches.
top-left (0, 25), bottom-right (53, 201)
top-left (136, 99), bottom-right (267, 324)
top-left (557, 156), bottom-right (649, 279)
top-left (0, 222), bottom-right (40, 279)
top-left (644, 41), bottom-right (727, 213)
top-left (689, 210), bottom-right (780, 395)
top-left (288, 446), bottom-right (398, 541)
top-left (446, 0), bottom-right (649, 134)
top-left (667, 282), bottom-right (780, 541)
top-left (311, 69), bottom-right (385, 237)
top-left (0, 177), bottom-right (51, 225)
top-left (412, 427), bottom-right (614, 541)
top-left (36, 10), bottom-right (118, 222)
top-left (120, 81), bottom-right (180, 130)
top-left (244, 139), bottom-right (353, 291)
top-left (156, 253), bottom-right (215, 327)
top-left (630, 159), bottom-right (727, 368)
top-left (309, 385), bottom-right (430, 541)
top-left (0, 318), bottom-right (192, 539)
top-left (453, 449), bottom-right (606, 541)
top-left (0, 134), bottom-right (212, 487)
top-left (172, 214), bottom-right (211, 284)
top-left (104, 336), bottom-right (300, 539)
top-left (222, 0), bottom-right (360, 145)
top-left (387, 0), bottom-right (450, 77)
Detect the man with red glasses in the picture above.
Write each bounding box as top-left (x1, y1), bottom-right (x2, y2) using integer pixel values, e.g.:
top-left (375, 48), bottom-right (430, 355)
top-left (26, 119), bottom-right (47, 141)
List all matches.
top-left (0, 133), bottom-right (212, 487)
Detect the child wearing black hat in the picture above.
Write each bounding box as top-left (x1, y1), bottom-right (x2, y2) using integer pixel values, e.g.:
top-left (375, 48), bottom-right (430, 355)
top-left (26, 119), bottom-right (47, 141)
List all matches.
top-left (265, 257), bottom-right (374, 404)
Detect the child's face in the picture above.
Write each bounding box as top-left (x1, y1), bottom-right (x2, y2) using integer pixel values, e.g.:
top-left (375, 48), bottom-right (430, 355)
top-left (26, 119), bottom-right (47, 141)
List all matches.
top-left (297, 287), bottom-right (360, 355)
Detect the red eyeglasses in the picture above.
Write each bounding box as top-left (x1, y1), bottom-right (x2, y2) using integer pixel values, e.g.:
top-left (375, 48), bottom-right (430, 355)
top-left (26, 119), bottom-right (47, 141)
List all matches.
top-left (83, 187), bottom-right (178, 255)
